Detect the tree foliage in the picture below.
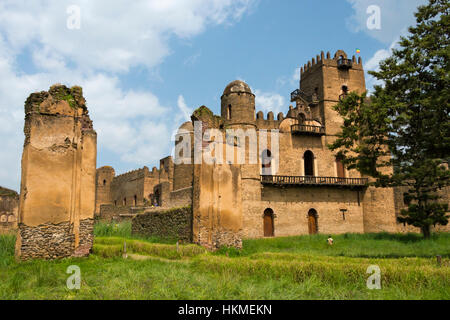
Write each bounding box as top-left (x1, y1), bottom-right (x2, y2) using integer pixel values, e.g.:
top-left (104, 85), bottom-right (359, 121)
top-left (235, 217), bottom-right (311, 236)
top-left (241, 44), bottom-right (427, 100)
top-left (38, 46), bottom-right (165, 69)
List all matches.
top-left (329, 0), bottom-right (450, 238)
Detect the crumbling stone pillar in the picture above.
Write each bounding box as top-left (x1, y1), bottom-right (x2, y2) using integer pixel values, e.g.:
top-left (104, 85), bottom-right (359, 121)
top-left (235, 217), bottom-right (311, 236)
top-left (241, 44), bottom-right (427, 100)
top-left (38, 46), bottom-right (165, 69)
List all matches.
top-left (15, 84), bottom-right (97, 260)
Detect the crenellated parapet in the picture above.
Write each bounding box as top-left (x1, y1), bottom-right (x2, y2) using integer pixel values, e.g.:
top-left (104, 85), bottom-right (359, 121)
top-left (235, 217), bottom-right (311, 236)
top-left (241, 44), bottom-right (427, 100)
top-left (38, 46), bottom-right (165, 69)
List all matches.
top-left (300, 50), bottom-right (363, 77)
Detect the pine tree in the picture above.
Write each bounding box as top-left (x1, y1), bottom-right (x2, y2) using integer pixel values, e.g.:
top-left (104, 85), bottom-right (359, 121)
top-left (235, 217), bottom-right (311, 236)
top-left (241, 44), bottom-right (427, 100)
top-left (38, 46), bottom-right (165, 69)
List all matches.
top-left (329, 0), bottom-right (450, 238)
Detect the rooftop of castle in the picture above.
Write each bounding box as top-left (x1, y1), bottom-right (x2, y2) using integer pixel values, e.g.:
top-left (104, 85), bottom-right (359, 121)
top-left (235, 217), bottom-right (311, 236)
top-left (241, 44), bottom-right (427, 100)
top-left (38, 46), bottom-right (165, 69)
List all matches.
top-left (223, 80), bottom-right (253, 96)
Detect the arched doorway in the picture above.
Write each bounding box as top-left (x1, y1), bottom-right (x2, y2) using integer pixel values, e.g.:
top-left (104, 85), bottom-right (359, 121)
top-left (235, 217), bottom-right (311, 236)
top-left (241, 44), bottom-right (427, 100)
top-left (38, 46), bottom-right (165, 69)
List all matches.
top-left (304, 150), bottom-right (314, 176)
top-left (308, 209), bottom-right (318, 235)
top-left (263, 208), bottom-right (274, 237)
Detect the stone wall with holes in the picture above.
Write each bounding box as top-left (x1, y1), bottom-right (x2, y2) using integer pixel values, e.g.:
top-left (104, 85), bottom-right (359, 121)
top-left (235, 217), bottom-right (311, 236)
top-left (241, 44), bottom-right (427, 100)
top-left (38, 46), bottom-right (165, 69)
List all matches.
top-left (131, 206), bottom-right (192, 242)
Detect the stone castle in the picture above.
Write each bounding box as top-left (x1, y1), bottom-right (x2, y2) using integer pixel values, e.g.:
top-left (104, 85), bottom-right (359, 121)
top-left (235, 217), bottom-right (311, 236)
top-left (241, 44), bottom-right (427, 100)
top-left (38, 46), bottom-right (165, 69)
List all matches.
top-left (94, 49), bottom-right (449, 249)
top-left (6, 49), bottom-right (449, 259)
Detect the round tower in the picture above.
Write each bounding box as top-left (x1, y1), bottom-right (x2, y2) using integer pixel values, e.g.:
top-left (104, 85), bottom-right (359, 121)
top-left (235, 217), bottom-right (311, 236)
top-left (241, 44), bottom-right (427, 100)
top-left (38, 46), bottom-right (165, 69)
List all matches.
top-left (221, 80), bottom-right (255, 125)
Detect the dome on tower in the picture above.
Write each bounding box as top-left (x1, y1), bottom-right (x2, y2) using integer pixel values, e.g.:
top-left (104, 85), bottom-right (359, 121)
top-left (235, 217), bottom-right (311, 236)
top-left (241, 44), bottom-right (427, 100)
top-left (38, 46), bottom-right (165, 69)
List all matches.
top-left (223, 80), bottom-right (253, 96)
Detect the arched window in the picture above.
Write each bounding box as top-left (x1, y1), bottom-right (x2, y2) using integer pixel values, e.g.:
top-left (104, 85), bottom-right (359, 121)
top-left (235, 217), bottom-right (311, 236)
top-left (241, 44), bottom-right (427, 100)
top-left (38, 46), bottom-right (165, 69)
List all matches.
top-left (298, 113), bottom-right (306, 124)
top-left (123, 198), bottom-right (126, 206)
top-left (134, 195), bottom-right (137, 206)
top-left (342, 85), bottom-right (348, 95)
top-left (308, 209), bottom-right (318, 234)
top-left (336, 157), bottom-right (345, 178)
top-left (103, 179), bottom-right (106, 186)
top-left (263, 208), bottom-right (274, 237)
top-left (227, 105), bottom-right (232, 120)
top-left (304, 150), bottom-right (314, 176)
top-left (261, 149), bottom-right (272, 176)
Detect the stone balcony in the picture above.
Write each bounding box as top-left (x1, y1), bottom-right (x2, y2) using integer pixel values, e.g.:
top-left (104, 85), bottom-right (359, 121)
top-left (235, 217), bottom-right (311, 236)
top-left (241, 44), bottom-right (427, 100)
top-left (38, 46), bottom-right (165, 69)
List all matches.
top-left (291, 124), bottom-right (325, 136)
top-left (260, 175), bottom-right (368, 189)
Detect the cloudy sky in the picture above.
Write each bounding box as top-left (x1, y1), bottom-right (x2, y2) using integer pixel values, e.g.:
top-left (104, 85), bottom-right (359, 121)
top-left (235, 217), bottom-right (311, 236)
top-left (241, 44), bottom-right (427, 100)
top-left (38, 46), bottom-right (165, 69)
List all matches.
top-left (0, 0), bottom-right (427, 190)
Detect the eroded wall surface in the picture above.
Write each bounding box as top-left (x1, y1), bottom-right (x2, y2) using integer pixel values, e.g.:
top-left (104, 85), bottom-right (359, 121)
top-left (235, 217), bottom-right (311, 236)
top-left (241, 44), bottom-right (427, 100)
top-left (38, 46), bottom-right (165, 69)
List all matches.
top-left (192, 162), bottom-right (243, 249)
top-left (15, 84), bottom-right (97, 260)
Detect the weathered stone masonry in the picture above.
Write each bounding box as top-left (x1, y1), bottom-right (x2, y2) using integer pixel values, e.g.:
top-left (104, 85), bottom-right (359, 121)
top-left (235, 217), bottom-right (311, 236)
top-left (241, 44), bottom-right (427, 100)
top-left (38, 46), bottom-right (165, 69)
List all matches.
top-left (15, 84), bottom-right (97, 260)
top-left (132, 206), bottom-right (193, 242)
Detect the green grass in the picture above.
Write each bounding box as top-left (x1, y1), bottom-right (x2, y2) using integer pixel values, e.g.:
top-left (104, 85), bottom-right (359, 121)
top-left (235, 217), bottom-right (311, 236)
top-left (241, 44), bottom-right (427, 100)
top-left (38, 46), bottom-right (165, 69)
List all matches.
top-left (1, 224), bottom-right (449, 300)
top-left (216, 232), bottom-right (450, 259)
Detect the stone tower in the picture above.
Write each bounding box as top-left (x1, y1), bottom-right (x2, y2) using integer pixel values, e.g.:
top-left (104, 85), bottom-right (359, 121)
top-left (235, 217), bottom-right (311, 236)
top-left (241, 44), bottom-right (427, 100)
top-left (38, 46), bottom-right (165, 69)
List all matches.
top-left (16, 84), bottom-right (97, 260)
top-left (298, 50), bottom-right (366, 135)
top-left (95, 166), bottom-right (115, 214)
top-left (221, 80), bottom-right (256, 126)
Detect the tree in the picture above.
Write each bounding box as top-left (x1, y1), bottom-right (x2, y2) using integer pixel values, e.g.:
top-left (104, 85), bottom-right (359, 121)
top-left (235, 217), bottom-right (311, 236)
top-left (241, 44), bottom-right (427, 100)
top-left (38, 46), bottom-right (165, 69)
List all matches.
top-left (329, 0), bottom-right (450, 238)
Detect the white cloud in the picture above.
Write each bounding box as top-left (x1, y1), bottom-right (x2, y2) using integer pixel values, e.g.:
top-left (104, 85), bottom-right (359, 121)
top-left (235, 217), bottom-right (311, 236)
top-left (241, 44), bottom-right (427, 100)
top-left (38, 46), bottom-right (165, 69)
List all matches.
top-left (364, 39), bottom-right (400, 91)
top-left (254, 90), bottom-right (286, 116)
top-left (345, 0), bottom-right (426, 44)
top-left (0, 0), bottom-right (255, 73)
top-left (0, 0), bottom-right (257, 190)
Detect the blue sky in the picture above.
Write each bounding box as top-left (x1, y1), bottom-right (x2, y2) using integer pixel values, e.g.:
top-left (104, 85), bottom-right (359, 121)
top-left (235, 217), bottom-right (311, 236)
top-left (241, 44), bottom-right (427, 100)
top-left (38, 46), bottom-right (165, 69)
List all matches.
top-left (0, 0), bottom-right (426, 190)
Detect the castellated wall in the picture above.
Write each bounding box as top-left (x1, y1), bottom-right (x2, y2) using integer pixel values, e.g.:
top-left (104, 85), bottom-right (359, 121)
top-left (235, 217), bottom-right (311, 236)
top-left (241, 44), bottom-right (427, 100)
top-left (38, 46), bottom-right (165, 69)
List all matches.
top-left (15, 84), bottom-right (97, 260)
top-left (0, 187), bottom-right (19, 234)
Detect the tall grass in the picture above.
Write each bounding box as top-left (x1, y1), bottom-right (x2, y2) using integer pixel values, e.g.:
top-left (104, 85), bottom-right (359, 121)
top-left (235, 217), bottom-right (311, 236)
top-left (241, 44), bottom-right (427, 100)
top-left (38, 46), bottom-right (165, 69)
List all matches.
top-left (0, 233), bottom-right (15, 267)
top-left (1, 232), bottom-right (449, 299)
top-left (215, 232), bottom-right (450, 258)
top-left (94, 220), bottom-right (132, 238)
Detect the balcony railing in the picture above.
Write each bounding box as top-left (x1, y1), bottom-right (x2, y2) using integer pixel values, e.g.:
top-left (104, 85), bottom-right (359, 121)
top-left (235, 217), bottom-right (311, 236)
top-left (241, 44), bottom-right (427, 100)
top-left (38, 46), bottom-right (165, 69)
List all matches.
top-left (291, 124), bottom-right (325, 136)
top-left (261, 175), bottom-right (368, 188)
top-left (337, 58), bottom-right (353, 70)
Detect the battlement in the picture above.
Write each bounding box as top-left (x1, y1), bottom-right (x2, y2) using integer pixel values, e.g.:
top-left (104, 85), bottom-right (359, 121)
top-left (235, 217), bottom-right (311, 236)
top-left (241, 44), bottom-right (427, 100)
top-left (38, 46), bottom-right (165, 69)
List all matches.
top-left (256, 111), bottom-right (284, 121)
top-left (112, 166), bottom-right (155, 184)
top-left (300, 50), bottom-right (363, 76)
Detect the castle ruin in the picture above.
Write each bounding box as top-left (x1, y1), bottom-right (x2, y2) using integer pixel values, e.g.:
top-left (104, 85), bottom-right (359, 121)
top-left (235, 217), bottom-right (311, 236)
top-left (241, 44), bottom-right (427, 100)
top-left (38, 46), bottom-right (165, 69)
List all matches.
top-left (15, 84), bottom-right (97, 260)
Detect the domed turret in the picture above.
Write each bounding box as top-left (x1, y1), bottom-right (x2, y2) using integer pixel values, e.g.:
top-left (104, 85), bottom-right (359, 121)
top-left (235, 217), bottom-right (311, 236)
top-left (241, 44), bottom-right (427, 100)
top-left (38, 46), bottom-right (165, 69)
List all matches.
top-left (221, 80), bottom-right (255, 124)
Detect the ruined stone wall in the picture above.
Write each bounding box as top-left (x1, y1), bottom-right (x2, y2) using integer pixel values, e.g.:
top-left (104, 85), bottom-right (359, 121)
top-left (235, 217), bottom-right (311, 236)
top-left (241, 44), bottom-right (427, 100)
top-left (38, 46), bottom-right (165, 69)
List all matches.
top-left (16, 84), bottom-right (97, 260)
top-left (110, 167), bottom-right (159, 207)
top-left (168, 187), bottom-right (193, 208)
top-left (132, 206), bottom-right (192, 242)
top-left (0, 188), bottom-right (19, 234)
top-left (98, 204), bottom-right (131, 222)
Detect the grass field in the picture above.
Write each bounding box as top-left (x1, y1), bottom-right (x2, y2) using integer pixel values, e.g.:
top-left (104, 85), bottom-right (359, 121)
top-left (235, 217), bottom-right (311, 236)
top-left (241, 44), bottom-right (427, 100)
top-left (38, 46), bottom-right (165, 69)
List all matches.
top-left (0, 221), bottom-right (449, 300)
